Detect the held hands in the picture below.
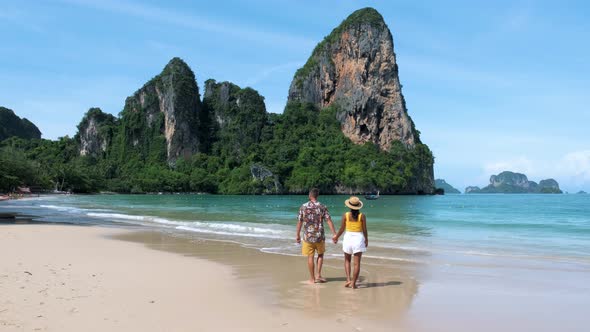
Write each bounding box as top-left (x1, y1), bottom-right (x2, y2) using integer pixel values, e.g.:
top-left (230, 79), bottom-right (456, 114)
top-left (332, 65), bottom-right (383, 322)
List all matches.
top-left (332, 234), bottom-right (338, 244)
top-left (296, 235), bottom-right (301, 244)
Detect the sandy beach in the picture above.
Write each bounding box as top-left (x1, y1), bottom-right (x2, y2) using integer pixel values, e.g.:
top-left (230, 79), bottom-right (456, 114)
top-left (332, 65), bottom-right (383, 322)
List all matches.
top-left (2, 221), bottom-right (588, 332)
top-left (0, 224), bottom-right (411, 331)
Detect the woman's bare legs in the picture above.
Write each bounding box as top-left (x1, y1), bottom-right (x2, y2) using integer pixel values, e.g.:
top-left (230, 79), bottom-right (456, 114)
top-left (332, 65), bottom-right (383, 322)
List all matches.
top-left (344, 253), bottom-right (352, 287)
top-left (351, 252), bottom-right (362, 289)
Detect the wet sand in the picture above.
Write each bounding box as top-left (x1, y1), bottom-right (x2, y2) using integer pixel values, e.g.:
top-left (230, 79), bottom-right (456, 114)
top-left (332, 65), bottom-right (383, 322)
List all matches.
top-left (115, 229), bottom-right (420, 322)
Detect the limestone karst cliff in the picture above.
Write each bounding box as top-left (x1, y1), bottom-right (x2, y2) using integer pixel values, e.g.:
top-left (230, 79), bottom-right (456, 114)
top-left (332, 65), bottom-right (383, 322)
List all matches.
top-left (288, 7), bottom-right (434, 193)
top-left (202, 80), bottom-right (267, 159)
top-left (76, 108), bottom-right (117, 158)
top-left (119, 57), bottom-right (202, 164)
top-left (288, 7), bottom-right (420, 151)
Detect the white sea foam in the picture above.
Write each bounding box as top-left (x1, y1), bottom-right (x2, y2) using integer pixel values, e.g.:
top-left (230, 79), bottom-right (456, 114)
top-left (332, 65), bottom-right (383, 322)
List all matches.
top-left (40, 205), bottom-right (113, 214)
top-left (175, 225), bottom-right (285, 239)
top-left (40, 204), bottom-right (100, 214)
top-left (86, 211), bottom-right (291, 239)
top-left (40, 204), bottom-right (80, 212)
top-left (86, 212), bottom-right (170, 224)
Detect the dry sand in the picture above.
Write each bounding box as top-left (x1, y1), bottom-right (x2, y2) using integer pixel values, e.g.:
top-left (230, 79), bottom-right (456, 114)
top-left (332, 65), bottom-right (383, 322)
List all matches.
top-left (0, 224), bottom-right (411, 331)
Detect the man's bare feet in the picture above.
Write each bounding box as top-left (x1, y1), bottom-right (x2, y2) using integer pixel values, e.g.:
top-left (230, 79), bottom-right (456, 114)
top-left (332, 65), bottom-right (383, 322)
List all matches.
top-left (344, 281), bottom-right (352, 288)
top-left (315, 276), bottom-right (327, 283)
top-left (307, 279), bottom-right (316, 285)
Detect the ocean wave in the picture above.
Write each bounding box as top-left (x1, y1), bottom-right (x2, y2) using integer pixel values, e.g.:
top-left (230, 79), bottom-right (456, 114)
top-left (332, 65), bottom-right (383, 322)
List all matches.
top-left (86, 212), bottom-right (171, 224)
top-left (176, 226), bottom-right (285, 239)
top-left (39, 204), bottom-right (113, 214)
top-left (86, 211), bottom-right (291, 239)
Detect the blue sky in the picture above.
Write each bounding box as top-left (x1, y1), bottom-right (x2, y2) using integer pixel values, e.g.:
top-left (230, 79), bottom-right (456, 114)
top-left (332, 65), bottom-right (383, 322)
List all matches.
top-left (1, 0), bottom-right (589, 192)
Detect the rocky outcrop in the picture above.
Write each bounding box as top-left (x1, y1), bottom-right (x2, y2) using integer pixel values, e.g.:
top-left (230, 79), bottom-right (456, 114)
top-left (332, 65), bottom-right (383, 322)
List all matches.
top-left (120, 57), bottom-right (202, 164)
top-left (490, 172), bottom-right (530, 189)
top-left (0, 107), bottom-right (41, 141)
top-left (77, 108), bottom-right (117, 157)
top-left (250, 164), bottom-right (281, 194)
top-left (435, 179), bottom-right (461, 194)
top-left (467, 171), bottom-right (562, 194)
top-left (288, 7), bottom-right (420, 151)
top-left (538, 179), bottom-right (562, 193)
top-left (287, 7), bottom-right (434, 194)
top-left (202, 80), bottom-right (267, 157)
top-left (465, 186), bottom-right (481, 194)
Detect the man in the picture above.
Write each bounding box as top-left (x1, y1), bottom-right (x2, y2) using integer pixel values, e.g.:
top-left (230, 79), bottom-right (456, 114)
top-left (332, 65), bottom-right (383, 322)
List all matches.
top-left (296, 188), bottom-right (336, 284)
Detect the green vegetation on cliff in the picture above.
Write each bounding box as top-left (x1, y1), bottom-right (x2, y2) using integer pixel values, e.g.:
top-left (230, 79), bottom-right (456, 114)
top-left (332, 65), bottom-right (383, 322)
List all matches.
top-left (251, 102), bottom-right (433, 194)
top-left (203, 80), bottom-right (268, 163)
top-left (1, 100), bottom-right (434, 194)
top-left (0, 107), bottom-right (41, 141)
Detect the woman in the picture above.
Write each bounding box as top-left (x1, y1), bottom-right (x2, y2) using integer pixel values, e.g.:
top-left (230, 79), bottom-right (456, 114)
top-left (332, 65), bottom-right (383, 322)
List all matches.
top-left (333, 196), bottom-right (368, 289)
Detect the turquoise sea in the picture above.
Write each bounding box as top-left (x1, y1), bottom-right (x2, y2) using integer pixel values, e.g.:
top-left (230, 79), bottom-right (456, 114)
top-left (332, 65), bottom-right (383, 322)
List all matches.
top-left (2, 194), bottom-right (589, 273)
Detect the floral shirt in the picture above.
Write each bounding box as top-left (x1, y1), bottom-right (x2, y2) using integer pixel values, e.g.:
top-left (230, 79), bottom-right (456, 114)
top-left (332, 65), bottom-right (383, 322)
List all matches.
top-left (298, 201), bottom-right (331, 243)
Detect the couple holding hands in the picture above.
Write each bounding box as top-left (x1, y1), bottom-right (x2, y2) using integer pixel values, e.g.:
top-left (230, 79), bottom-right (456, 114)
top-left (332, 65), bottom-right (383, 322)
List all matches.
top-left (296, 188), bottom-right (368, 289)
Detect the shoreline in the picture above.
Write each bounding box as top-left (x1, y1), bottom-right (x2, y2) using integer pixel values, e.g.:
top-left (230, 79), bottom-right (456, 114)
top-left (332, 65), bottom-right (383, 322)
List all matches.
top-left (2, 198), bottom-right (590, 331)
top-left (2, 222), bottom-right (589, 331)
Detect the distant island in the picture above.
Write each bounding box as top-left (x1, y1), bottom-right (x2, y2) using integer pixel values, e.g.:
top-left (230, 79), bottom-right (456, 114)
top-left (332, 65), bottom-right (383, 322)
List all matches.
top-left (577, 191), bottom-right (587, 194)
top-left (435, 179), bottom-right (461, 194)
top-left (465, 171), bottom-right (562, 194)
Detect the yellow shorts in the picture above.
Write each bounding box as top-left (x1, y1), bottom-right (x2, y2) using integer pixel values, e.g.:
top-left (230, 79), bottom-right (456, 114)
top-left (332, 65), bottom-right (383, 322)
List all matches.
top-left (301, 241), bottom-right (325, 256)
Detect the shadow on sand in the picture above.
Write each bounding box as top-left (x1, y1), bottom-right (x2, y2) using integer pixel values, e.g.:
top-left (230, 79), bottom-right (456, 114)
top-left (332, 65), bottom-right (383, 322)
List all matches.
top-left (324, 276), bottom-right (402, 288)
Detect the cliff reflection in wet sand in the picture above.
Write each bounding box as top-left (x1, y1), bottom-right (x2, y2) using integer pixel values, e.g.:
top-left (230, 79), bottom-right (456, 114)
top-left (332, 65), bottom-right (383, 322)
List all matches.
top-left (115, 229), bottom-right (420, 322)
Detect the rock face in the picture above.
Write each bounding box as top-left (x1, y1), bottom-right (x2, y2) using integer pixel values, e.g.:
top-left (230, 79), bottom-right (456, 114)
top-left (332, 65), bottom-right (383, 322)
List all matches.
top-left (120, 57), bottom-right (202, 164)
top-left (288, 7), bottom-right (419, 151)
top-left (77, 108), bottom-right (117, 157)
top-left (490, 172), bottom-right (530, 188)
top-left (435, 179), bottom-right (461, 194)
top-left (286, 7), bottom-right (434, 194)
top-left (0, 107), bottom-right (41, 141)
top-left (465, 186), bottom-right (481, 194)
top-left (467, 171), bottom-right (562, 193)
top-left (250, 164), bottom-right (281, 194)
top-left (202, 80), bottom-right (267, 158)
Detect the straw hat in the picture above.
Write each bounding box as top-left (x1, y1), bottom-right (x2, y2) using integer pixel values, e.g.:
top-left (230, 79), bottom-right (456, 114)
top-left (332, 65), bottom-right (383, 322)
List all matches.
top-left (345, 196), bottom-right (363, 210)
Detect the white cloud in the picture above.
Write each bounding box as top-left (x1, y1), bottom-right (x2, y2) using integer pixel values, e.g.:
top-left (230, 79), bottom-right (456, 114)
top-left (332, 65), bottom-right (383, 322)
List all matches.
top-left (60, 0), bottom-right (315, 50)
top-left (560, 150), bottom-right (590, 182)
top-left (483, 156), bottom-right (534, 177)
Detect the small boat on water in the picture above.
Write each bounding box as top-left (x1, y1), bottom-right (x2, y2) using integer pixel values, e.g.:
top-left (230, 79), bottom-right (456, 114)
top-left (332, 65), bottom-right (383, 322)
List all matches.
top-left (364, 191), bottom-right (380, 200)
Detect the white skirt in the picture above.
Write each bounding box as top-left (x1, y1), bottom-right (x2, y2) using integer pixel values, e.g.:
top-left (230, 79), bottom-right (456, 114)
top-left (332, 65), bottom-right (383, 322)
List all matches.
top-left (342, 231), bottom-right (366, 254)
